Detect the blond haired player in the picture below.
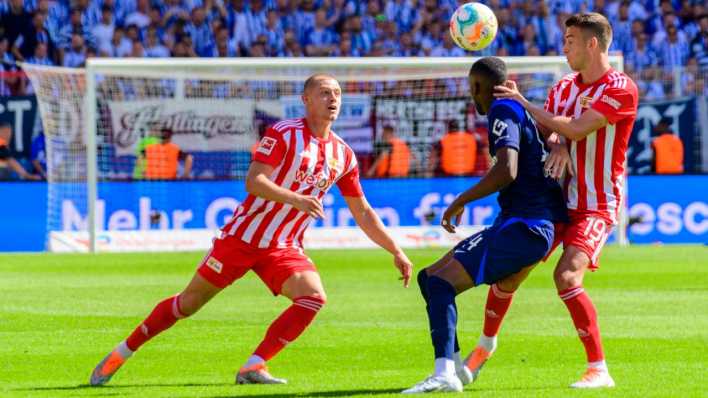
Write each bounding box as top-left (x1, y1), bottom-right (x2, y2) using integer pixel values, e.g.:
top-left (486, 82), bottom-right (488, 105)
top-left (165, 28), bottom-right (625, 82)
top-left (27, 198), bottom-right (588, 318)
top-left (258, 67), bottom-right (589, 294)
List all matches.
top-left (90, 74), bottom-right (413, 386)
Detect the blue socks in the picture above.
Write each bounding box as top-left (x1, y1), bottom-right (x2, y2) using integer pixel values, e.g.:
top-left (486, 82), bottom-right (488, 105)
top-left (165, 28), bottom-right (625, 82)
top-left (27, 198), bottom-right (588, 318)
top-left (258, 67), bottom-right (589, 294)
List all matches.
top-left (426, 275), bottom-right (458, 360)
top-left (418, 270), bottom-right (460, 354)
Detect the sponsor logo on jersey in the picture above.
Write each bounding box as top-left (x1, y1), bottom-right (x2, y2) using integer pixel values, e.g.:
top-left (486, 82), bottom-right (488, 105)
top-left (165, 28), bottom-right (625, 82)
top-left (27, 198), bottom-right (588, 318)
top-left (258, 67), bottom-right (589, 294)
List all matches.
top-left (492, 119), bottom-right (508, 136)
top-left (206, 257), bottom-right (223, 273)
top-left (295, 169), bottom-right (335, 190)
top-left (601, 94), bottom-right (621, 110)
top-left (257, 136), bottom-right (277, 156)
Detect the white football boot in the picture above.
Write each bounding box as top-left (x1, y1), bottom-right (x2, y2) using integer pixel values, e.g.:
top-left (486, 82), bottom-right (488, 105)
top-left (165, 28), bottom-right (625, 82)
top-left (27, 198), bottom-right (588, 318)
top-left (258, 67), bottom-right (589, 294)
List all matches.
top-left (236, 363), bottom-right (287, 384)
top-left (401, 374), bottom-right (463, 394)
top-left (570, 367), bottom-right (615, 388)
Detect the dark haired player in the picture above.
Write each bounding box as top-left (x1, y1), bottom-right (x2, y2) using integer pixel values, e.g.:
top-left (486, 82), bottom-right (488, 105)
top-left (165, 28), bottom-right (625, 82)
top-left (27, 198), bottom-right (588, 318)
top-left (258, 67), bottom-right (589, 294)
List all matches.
top-left (402, 57), bottom-right (567, 394)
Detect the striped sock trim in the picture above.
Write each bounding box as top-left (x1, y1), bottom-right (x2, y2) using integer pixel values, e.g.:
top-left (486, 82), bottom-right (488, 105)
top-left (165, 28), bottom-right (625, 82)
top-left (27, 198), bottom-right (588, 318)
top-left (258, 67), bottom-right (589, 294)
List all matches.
top-left (491, 283), bottom-right (514, 299)
top-left (293, 296), bottom-right (325, 312)
top-left (172, 294), bottom-right (187, 319)
top-left (559, 286), bottom-right (585, 301)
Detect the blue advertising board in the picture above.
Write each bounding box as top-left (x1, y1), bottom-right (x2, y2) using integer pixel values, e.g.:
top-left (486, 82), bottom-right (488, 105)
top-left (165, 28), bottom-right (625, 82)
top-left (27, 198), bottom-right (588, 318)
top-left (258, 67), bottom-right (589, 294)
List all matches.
top-left (1, 176), bottom-right (706, 252)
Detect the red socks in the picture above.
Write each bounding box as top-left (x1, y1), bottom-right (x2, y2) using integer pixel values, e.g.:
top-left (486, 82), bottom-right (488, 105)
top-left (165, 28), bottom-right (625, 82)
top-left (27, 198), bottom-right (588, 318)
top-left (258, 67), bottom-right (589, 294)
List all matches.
top-left (253, 296), bottom-right (325, 361)
top-left (559, 286), bottom-right (604, 362)
top-left (126, 294), bottom-right (186, 351)
top-left (482, 283), bottom-right (515, 337)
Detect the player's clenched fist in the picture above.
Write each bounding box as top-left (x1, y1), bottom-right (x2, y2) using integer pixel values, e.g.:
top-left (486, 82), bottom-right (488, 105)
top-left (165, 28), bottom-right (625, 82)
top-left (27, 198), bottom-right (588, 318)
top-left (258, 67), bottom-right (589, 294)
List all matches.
top-left (293, 195), bottom-right (325, 219)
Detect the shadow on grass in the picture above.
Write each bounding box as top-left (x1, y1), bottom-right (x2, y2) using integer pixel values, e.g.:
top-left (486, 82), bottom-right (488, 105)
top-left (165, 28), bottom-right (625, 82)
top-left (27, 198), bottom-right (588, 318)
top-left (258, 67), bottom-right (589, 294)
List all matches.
top-left (205, 388), bottom-right (406, 398)
top-left (15, 382), bottom-right (232, 391)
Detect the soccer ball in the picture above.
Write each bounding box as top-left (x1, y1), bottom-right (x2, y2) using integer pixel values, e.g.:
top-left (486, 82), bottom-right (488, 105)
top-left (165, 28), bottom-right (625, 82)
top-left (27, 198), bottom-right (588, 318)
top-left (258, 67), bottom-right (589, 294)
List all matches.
top-left (449, 2), bottom-right (498, 52)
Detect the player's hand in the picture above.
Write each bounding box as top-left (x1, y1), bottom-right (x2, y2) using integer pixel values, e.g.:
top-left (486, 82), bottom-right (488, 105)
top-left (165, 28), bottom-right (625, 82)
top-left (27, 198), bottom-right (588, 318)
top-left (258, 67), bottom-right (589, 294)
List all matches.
top-left (494, 80), bottom-right (528, 107)
top-left (441, 203), bottom-right (464, 234)
top-left (293, 195), bottom-right (325, 219)
top-left (545, 142), bottom-right (574, 180)
top-left (393, 250), bottom-right (413, 288)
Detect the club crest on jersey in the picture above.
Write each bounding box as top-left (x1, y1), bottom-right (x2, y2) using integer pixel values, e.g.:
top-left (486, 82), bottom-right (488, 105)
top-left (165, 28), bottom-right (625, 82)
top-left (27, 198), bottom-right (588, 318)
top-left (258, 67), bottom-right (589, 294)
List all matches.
top-left (579, 96), bottom-right (594, 109)
top-left (257, 137), bottom-right (277, 155)
top-left (327, 157), bottom-right (341, 172)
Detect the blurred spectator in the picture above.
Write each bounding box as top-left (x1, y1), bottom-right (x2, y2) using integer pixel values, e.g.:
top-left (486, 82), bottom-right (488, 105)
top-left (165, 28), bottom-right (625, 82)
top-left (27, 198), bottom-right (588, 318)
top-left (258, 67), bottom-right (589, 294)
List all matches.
top-left (12, 11), bottom-right (53, 62)
top-left (658, 23), bottom-right (690, 74)
top-left (690, 14), bottom-right (708, 71)
top-left (62, 34), bottom-right (87, 67)
top-left (105, 27), bottom-right (133, 57)
top-left (0, 0), bottom-right (32, 47)
top-left (143, 128), bottom-right (193, 180)
top-left (186, 7), bottom-right (213, 56)
top-left (91, 6), bottom-right (115, 54)
top-left (125, 0), bottom-right (151, 29)
top-left (144, 26), bottom-right (171, 57)
top-left (305, 8), bottom-right (338, 56)
top-left (0, 122), bottom-right (40, 180)
top-left (30, 130), bottom-right (46, 179)
top-left (651, 117), bottom-right (684, 174)
top-left (26, 42), bottom-right (53, 66)
top-left (0, 37), bottom-right (20, 96)
top-left (437, 120), bottom-right (477, 176)
top-left (367, 125), bottom-right (411, 178)
top-left (208, 26), bottom-right (237, 57)
top-left (430, 32), bottom-right (465, 57)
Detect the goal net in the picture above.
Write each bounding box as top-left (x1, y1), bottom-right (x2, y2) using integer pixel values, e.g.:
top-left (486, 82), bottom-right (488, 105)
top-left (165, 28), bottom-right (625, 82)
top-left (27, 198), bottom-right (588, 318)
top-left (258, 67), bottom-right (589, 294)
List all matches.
top-left (21, 57), bottom-right (626, 252)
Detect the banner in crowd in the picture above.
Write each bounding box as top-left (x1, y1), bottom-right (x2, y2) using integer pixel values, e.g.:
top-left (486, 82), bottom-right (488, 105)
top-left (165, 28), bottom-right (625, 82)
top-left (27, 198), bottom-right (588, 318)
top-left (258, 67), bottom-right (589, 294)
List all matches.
top-left (107, 99), bottom-right (256, 156)
top-left (0, 96), bottom-right (39, 159)
top-left (627, 96), bottom-right (696, 174)
top-left (373, 96), bottom-right (472, 141)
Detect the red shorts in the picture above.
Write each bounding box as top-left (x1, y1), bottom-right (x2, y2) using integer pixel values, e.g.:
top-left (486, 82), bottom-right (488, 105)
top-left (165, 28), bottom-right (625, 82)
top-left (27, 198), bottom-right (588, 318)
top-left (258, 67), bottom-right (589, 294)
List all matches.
top-left (197, 234), bottom-right (317, 295)
top-left (545, 211), bottom-right (614, 270)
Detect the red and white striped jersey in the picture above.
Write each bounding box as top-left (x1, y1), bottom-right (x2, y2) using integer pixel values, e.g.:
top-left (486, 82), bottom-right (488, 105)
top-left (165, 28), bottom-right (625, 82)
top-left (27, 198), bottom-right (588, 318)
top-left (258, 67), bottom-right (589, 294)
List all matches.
top-left (544, 69), bottom-right (638, 224)
top-left (223, 118), bottom-right (363, 249)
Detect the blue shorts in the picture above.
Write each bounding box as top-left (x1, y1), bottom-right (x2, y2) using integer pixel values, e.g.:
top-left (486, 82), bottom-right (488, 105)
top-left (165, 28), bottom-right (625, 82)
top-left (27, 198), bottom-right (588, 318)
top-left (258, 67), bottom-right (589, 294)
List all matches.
top-left (452, 217), bottom-right (555, 286)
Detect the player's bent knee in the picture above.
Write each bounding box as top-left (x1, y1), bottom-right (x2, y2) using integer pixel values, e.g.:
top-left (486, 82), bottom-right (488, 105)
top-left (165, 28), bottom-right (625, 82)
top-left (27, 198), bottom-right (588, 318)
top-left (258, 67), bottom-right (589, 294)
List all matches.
top-left (176, 292), bottom-right (208, 316)
top-left (293, 294), bottom-right (326, 313)
top-left (553, 268), bottom-right (584, 290)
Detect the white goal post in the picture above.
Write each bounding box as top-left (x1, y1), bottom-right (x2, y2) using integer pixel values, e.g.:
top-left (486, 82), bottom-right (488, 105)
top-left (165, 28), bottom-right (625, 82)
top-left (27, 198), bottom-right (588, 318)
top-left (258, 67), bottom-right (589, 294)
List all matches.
top-left (23, 56), bottom-right (628, 252)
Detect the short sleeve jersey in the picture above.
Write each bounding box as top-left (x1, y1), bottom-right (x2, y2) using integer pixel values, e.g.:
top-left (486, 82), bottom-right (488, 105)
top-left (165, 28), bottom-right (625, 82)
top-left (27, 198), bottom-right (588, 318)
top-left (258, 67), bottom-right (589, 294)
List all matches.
top-left (487, 99), bottom-right (567, 223)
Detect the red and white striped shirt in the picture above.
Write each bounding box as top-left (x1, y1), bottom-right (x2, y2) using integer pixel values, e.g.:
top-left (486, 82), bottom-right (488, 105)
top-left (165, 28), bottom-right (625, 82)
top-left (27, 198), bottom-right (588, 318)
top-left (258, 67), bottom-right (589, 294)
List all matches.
top-left (544, 69), bottom-right (638, 224)
top-left (223, 118), bottom-right (363, 249)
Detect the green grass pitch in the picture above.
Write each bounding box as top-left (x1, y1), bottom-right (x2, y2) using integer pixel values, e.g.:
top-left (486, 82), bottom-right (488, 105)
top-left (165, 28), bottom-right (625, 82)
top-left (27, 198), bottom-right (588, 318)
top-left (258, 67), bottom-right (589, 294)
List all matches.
top-left (1, 245), bottom-right (706, 397)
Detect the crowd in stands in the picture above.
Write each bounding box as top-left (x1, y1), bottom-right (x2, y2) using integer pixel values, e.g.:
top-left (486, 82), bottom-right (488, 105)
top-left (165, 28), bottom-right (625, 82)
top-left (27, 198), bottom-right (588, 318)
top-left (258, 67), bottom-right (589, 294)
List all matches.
top-left (0, 0), bottom-right (707, 98)
top-left (0, 0), bottom-right (701, 180)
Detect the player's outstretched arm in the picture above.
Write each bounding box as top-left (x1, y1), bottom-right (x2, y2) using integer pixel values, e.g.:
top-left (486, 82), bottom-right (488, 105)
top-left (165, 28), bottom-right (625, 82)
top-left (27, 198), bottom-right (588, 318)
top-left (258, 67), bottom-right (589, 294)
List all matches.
top-left (494, 81), bottom-right (608, 141)
top-left (441, 148), bottom-right (518, 233)
top-left (245, 161), bottom-right (325, 219)
top-left (343, 195), bottom-right (413, 287)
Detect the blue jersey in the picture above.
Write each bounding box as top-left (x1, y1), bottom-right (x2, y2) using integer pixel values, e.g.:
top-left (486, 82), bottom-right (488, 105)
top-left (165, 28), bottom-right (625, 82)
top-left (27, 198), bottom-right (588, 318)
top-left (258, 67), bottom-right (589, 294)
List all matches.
top-left (487, 99), bottom-right (567, 223)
